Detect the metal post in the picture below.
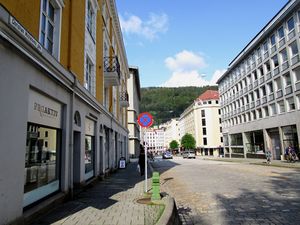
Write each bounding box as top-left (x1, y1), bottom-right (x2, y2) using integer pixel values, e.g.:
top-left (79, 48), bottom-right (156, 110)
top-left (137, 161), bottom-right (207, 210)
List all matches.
top-left (145, 143), bottom-right (148, 193)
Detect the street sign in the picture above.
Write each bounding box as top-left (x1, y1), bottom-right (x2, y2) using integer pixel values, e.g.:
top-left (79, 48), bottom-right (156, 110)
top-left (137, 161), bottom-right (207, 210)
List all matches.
top-left (138, 112), bottom-right (153, 128)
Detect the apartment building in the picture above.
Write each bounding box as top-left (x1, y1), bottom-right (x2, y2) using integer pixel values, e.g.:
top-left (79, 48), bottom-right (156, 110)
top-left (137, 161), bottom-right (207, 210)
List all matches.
top-left (127, 66), bottom-right (141, 157)
top-left (163, 118), bottom-right (180, 149)
top-left (143, 128), bottom-right (165, 153)
top-left (178, 90), bottom-right (223, 156)
top-left (217, 0), bottom-right (300, 160)
top-left (0, 1), bottom-right (130, 224)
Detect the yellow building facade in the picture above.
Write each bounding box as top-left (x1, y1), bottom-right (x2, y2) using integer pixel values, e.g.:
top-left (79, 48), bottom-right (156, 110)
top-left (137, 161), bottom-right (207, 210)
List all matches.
top-left (0, 1), bottom-right (130, 224)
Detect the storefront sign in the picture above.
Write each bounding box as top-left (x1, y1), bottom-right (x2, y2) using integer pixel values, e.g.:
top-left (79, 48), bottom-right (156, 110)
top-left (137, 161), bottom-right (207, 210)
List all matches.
top-left (10, 16), bottom-right (43, 52)
top-left (85, 118), bottom-right (95, 136)
top-left (28, 90), bottom-right (61, 128)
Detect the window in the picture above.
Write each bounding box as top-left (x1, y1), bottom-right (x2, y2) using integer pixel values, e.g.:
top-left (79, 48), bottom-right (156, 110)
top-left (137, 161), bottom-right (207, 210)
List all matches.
top-left (280, 49), bottom-right (288, 62)
top-left (275, 77), bottom-right (282, 90)
top-left (290, 41), bottom-right (298, 56)
top-left (270, 34), bottom-right (276, 46)
top-left (218, 109), bottom-right (221, 115)
top-left (85, 58), bottom-right (94, 94)
top-left (287, 97), bottom-right (295, 111)
top-left (203, 137), bottom-right (207, 145)
top-left (287, 17), bottom-right (295, 31)
top-left (270, 103), bottom-right (277, 115)
top-left (261, 86), bottom-right (266, 96)
top-left (25, 124), bottom-right (60, 205)
top-left (208, 100), bottom-right (212, 104)
top-left (202, 118), bottom-right (206, 126)
top-left (278, 26), bottom-right (284, 39)
top-left (220, 137), bottom-right (223, 143)
top-left (278, 100), bottom-right (285, 113)
top-left (202, 128), bottom-right (207, 135)
top-left (201, 110), bottom-right (205, 117)
top-left (220, 127), bottom-right (222, 133)
top-left (295, 67), bottom-right (300, 82)
top-left (264, 106), bottom-right (269, 117)
top-left (272, 55), bottom-right (279, 68)
top-left (283, 72), bottom-right (291, 86)
top-left (87, 0), bottom-right (94, 37)
top-left (257, 108), bottom-right (262, 119)
top-left (263, 41), bottom-right (268, 52)
top-left (45, 131), bottom-right (48, 137)
top-left (265, 61), bottom-right (271, 72)
top-left (252, 110), bottom-right (256, 120)
top-left (259, 67), bottom-right (264, 76)
top-left (40, 0), bottom-right (54, 54)
top-left (39, 0), bottom-right (63, 58)
top-left (268, 82), bottom-right (273, 93)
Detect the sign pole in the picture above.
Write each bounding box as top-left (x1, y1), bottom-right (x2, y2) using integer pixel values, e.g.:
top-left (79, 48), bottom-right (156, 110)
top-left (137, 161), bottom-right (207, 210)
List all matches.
top-left (144, 139), bottom-right (148, 193)
top-left (137, 112), bottom-right (153, 194)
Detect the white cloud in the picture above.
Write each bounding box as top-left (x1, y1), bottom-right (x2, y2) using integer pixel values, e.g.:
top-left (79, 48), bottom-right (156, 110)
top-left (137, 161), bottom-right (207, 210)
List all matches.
top-left (161, 70), bottom-right (210, 87)
top-left (119, 13), bottom-right (168, 40)
top-left (210, 69), bottom-right (227, 85)
top-left (161, 50), bottom-right (226, 87)
top-left (165, 50), bottom-right (207, 72)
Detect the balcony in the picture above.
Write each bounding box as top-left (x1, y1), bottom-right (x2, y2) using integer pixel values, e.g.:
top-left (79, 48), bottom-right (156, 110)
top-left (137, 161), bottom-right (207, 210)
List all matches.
top-left (104, 56), bottom-right (121, 87)
top-left (285, 85), bottom-right (293, 95)
top-left (119, 91), bottom-right (129, 107)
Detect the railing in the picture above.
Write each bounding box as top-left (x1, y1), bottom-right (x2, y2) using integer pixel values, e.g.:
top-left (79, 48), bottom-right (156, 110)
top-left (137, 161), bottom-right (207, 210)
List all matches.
top-left (119, 91), bottom-right (129, 107)
top-left (104, 56), bottom-right (120, 77)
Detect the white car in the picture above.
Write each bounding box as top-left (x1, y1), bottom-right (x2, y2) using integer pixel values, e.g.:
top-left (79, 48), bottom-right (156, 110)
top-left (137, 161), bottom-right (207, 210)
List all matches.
top-left (182, 150), bottom-right (196, 159)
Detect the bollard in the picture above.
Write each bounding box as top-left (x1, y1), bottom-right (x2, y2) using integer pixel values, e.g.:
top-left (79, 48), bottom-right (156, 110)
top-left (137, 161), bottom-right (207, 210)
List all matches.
top-left (151, 172), bottom-right (161, 201)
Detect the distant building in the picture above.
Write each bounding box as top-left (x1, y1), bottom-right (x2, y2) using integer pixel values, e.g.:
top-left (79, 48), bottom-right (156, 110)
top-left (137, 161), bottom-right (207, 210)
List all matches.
top-left (179, 90), bottom-right (223, 156)
top-left (143, 128), bottom-right (165, 153)
top-left (217, 0), bottom-right (300, 159)
top-left (163, 118), bottom-right (180, 149)
top-left (127, 67), bottom-right (141, 157)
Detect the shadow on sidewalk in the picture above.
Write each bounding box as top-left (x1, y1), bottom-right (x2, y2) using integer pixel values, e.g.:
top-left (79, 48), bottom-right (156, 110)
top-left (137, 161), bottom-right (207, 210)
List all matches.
top-left (31, 162), bottom-right (146, 225)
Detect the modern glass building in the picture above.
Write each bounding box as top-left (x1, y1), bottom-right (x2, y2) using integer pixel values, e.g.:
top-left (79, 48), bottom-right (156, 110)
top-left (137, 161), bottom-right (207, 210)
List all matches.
top-left (217, 0), bottom-right (300, 160)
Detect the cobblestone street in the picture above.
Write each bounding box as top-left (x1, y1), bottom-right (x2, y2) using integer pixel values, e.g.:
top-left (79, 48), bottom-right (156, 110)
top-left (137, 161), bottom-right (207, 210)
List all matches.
top-left (152, 157), bottom-right (300, 225)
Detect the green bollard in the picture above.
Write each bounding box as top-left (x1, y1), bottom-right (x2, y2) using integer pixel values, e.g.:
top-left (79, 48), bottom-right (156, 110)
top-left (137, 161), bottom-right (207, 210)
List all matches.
top-left (151, 172), bottom-right (161, 201)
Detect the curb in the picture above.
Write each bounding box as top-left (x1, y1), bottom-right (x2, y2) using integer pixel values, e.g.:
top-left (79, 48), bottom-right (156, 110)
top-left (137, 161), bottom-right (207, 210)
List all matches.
top-left (148, 162), bottom-right (182, 225)
top-left (155, 196), bottom-right (182, 225)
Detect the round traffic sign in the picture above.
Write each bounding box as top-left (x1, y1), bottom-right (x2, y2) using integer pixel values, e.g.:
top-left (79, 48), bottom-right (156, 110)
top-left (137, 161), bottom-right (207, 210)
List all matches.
top-left (138, 112), bottom-right (153, 128)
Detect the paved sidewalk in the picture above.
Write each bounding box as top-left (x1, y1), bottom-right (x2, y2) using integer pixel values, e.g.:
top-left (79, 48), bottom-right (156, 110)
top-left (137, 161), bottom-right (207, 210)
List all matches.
top-left (199, 156), bottom-right (300, 169)
top-left (31, 162), bottom-right (163, 225)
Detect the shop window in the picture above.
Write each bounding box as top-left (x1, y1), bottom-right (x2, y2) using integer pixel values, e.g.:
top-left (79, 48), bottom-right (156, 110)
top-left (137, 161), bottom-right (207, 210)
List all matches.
top-left (24, 123), bottom-right (60, 206)
top-left (85, 136), bottom-right (94, 175)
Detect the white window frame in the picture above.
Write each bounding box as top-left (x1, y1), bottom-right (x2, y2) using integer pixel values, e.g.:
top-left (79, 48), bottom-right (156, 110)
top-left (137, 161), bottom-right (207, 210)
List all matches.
top-left (84, 56), bottom-right (95, 96)
top-left (39, 0), bottom-right (64, 59)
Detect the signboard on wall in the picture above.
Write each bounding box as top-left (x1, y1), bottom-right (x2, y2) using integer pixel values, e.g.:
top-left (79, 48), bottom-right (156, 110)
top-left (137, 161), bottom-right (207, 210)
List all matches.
top-left (28, 89), bottom-right (62, 128)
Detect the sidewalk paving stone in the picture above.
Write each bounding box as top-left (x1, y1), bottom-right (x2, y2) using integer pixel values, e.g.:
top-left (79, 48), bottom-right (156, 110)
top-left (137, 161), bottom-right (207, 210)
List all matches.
top-left (31, 162), bottom-right (163, 225)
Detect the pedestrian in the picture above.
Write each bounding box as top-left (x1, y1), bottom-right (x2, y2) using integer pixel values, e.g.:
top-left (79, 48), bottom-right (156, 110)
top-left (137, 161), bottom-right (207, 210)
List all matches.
top-left (285, 146), bottom-right (290, 162)
top-left (265, 149), bottom-right (272, 164)
top-left (138, 144), bottom-right (145, 176)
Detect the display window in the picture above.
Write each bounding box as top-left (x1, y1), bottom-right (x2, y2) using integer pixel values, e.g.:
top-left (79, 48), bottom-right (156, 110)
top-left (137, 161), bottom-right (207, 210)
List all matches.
top-left (24, 123), bottom-right (61, 207)
top-left (84, 118), bottom-right (95, 180)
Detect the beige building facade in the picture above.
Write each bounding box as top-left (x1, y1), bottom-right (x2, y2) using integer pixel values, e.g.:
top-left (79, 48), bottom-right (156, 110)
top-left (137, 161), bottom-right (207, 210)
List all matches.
top-left (127, 67), bottom-right (141, 157)
top-left (217, 0), bottom-right (300, 160)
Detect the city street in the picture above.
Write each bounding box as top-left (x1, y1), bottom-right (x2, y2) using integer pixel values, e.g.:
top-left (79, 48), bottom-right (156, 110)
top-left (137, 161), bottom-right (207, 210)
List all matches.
top-left (151, 157), bottom-right (300, 225)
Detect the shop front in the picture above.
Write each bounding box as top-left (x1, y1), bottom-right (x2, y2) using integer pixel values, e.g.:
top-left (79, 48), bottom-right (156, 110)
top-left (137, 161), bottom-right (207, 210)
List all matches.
top-left (24, 89), bottom-right (62, 207)
top-left (84, 118), bottom-right (95, 180)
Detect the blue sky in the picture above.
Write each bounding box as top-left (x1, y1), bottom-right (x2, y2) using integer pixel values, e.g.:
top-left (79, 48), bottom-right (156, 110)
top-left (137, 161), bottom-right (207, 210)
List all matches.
top-left (116, 0), bottom-right (288, 88)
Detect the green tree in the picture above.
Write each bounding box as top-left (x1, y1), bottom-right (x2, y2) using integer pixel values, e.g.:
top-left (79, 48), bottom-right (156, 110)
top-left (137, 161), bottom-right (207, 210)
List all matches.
top-left (181, 133), bottom-right (196, 149)
top-left (169, 140), bottom-right (179, 150)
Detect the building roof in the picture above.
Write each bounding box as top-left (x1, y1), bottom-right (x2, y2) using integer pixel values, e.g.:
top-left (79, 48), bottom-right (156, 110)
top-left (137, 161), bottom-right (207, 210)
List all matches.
top-left (197, 90), bottom-right (219, 101)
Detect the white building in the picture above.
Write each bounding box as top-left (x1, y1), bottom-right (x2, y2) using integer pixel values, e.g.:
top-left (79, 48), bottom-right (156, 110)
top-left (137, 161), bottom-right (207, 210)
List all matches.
top-left (179, 90), bottom-right (223, 156)
top-left (163, 118), bottom-right (180, 149)
top-left (127, 67), bottom-right (141, 157)
top-left (217, 0), bottom-right (300, 160)
top-left (143, 128), bottom-right (165, 153)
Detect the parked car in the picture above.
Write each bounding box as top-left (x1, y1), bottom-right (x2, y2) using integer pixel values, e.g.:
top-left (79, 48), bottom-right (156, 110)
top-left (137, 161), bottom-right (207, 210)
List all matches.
top-left (182, 150), bottom-right (196, 159)
top-left (162, 151), bottom-right (173, 159)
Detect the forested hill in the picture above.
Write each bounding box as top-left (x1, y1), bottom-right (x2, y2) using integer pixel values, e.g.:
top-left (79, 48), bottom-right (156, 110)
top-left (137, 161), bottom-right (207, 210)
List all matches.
top-left (140, 86), bottom-right (218, 125)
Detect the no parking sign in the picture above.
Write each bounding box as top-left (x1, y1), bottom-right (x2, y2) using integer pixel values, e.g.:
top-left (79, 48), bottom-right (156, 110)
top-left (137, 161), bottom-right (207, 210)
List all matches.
top-left (138, 112), bottom-right (153, 128)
